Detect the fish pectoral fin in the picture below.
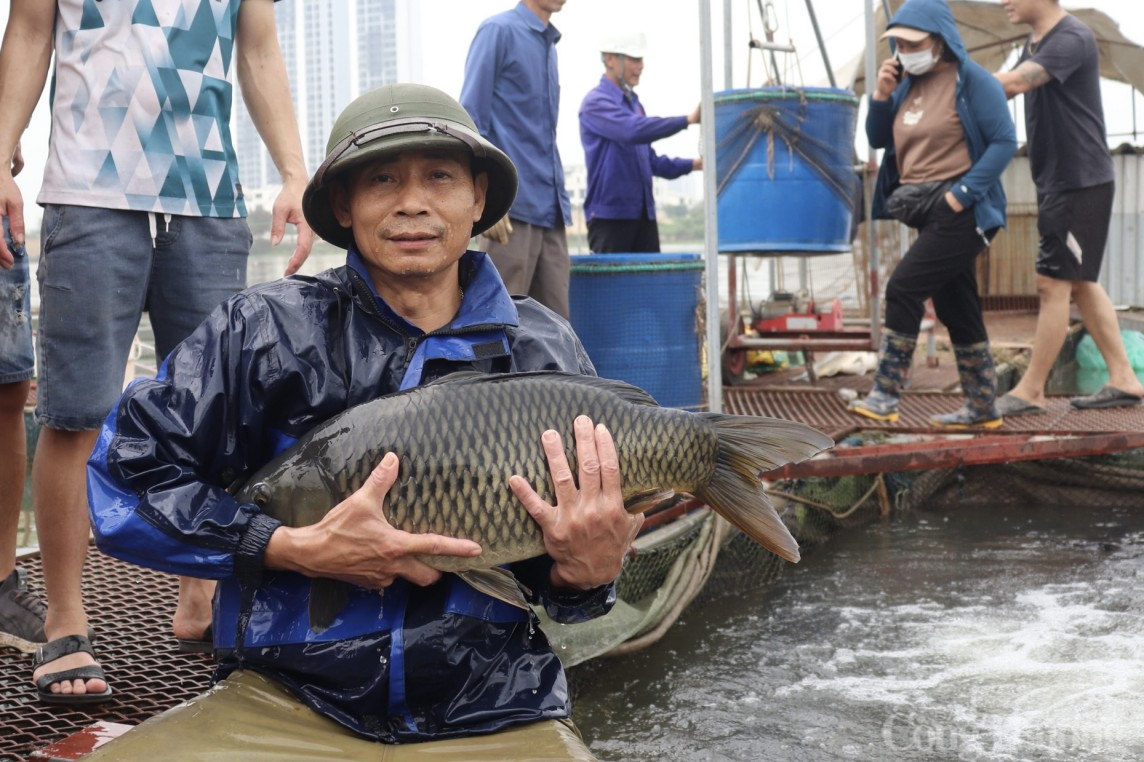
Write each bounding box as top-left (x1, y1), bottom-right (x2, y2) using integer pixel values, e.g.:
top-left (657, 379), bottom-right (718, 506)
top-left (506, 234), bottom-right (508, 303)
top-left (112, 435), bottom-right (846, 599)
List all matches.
top-left (625, 490), bottom-right (677, 514)
top-left (308, 578), bottom-right (351, 634)
top-left (457, 568), bottom-right (531, 610)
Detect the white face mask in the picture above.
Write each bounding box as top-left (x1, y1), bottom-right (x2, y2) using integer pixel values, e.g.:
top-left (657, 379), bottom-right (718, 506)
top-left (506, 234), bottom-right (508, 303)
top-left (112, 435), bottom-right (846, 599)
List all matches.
top-left (898, 47), bottom-right (939, 76)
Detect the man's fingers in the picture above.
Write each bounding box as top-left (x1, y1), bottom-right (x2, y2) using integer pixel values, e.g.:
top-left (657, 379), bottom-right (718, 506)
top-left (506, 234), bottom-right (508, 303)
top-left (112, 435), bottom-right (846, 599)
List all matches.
top-left (404, 531), bottom-right (482, 560)
top-left (357, 453), bottom-right (400, 518)
top-left (594, 421), bottom-right (622, 496)
top-left (283, 221), bottom-right (316, 275)
top-left (510, 473), bottom-right (554, 528)
top-left (573, 416), bottom-right (601, 501)
top-left (541, 428), bottom-right (578, 507)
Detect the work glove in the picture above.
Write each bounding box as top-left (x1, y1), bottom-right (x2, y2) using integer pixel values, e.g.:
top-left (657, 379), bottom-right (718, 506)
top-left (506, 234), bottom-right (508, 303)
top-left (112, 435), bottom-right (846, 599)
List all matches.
top-left (483, 216), bottom-right (513, 245)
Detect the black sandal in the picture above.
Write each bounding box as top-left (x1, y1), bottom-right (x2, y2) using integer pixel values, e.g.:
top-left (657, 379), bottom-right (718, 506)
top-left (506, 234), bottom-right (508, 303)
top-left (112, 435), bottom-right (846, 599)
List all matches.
top-left (32, 634), bottom-right (113, 705)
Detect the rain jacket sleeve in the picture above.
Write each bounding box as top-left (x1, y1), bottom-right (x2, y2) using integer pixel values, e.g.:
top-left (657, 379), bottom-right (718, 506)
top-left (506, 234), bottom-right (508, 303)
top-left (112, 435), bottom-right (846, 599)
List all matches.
top-left (88, 291), bottom-right (284, 587)
top-left (865, 96), bottom-right (897, 151)
top-left (945, 65), bottom-right (1016, 212)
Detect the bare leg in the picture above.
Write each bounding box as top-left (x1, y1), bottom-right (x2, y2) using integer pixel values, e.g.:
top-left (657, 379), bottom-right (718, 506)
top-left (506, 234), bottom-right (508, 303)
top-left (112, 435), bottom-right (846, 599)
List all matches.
top-left (0, 381), bottom-right (29, 580)
top-left (1072, 281), bottom-right (1144, 396)
top-left (173, 576), bottom-right (216, 642)
top-left (30, 426), bottom-right (107, 697)
top-left (1005, 275), bottom-right (1073, 407)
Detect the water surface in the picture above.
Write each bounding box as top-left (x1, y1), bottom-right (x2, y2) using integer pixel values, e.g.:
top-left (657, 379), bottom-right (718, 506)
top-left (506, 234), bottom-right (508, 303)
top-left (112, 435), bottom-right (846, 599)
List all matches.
top-left (573, 503), bottom-right (1144, 761)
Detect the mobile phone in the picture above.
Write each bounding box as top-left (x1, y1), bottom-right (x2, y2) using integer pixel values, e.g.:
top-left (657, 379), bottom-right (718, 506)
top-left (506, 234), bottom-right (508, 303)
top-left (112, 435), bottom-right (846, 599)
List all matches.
top-left (893, 55), bottom-right (904, 82)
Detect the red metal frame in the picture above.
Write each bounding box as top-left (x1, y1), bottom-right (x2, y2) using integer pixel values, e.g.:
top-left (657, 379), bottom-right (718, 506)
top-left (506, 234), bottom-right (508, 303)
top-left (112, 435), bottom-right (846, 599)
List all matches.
top-left (763, 431), bottom-right (1144, 480)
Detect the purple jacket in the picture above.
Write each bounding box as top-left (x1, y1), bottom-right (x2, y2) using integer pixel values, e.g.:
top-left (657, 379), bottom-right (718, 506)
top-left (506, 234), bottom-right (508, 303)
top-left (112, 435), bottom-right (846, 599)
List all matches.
top-left (579, 75), bottom-right (694, 221)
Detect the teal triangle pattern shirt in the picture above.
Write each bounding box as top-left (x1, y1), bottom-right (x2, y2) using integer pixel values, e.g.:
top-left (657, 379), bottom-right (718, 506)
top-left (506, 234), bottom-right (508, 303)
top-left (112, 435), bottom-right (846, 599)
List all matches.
top-left (39, 0), bottom-right (248, 217)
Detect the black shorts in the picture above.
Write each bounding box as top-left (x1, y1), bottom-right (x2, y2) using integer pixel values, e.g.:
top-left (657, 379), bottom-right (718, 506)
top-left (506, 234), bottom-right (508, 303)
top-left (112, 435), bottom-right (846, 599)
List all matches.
top-left (1034, 181), bottom-right (1114, 282)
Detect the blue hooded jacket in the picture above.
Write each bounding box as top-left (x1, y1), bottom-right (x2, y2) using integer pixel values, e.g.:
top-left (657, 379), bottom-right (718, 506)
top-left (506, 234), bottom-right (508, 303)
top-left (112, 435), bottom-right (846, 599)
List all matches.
top-left (867, 0), bottom-right (1016, 232)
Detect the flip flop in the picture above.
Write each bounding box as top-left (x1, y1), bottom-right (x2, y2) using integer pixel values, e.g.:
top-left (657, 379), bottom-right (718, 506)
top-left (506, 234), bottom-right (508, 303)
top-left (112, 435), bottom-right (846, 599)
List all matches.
top-left (32, 634), bottom-right (113, 705)
top-left (1069, 385), bottom-right (1144, 409)
top-left (177, 624), bottom-right (214, 654)
top-left (995, 393), bottom-right (1046, 416)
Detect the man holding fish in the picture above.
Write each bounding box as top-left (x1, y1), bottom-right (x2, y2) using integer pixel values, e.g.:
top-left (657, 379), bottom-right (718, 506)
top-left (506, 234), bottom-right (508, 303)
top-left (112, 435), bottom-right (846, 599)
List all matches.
top-left (85, 83), bottom-right (829, 757)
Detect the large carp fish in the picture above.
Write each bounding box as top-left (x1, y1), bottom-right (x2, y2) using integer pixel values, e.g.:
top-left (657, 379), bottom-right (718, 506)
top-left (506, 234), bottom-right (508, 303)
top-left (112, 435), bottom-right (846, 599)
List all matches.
top-left (234, 371), bottom-right (833, 631)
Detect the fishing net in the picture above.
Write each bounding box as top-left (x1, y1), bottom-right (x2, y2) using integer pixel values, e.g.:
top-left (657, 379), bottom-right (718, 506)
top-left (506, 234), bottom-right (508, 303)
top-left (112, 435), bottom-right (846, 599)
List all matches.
top-left (889, 448), bottom-right (1144, 510)
top-left (715, 88), bottom-right (860, 213)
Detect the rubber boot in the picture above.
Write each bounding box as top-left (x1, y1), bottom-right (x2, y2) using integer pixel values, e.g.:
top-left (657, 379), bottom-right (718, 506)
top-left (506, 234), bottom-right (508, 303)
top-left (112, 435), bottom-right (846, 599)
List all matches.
top-left (930, 342), bottom-right (1003, 429)
top-left (849, 329), bottom-right (917, 422)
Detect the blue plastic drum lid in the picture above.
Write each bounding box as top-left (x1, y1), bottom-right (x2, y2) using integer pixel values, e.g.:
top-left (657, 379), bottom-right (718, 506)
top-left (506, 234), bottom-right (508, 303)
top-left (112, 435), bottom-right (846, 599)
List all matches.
top-left (569, 253), bottom-right (705, 410)
top-left (715, 87), bottom-right (860, 254)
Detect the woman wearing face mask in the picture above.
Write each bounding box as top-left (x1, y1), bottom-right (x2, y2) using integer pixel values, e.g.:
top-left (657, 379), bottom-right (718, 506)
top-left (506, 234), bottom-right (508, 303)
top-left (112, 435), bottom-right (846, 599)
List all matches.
top-left (849, 0), bottom-right (1016, 428)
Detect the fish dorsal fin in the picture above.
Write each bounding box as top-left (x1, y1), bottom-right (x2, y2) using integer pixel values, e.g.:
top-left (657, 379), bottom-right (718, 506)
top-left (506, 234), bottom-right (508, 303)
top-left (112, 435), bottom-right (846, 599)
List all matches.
top-left (422, 370), bottom-right (660, 407)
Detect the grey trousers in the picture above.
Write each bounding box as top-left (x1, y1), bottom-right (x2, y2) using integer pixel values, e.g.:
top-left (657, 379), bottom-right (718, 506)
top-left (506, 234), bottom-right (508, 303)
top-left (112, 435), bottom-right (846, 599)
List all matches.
top-left (480, 219), bottom-right (570, 319)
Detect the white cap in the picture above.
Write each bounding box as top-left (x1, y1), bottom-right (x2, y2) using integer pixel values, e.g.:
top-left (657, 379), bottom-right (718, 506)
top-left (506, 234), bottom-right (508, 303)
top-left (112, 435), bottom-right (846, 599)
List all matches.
top-left (600, 32), bottom-right (648, 59)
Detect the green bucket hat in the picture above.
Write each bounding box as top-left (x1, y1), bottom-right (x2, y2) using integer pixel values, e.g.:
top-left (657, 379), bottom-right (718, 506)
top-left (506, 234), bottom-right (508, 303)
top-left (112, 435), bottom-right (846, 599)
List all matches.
top-left (302, 83), bottom-right (518, 250)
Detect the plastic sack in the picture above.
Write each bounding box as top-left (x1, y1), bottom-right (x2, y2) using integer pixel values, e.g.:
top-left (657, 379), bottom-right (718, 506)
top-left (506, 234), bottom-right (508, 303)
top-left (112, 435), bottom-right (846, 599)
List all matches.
top-left (1075, 329), bottom-right (1144, 371)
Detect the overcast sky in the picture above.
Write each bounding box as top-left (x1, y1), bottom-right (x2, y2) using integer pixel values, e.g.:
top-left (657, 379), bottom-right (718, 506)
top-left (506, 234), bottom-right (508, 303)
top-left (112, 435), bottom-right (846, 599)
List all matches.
top-left (2, 0), bottom-right (1142, 228)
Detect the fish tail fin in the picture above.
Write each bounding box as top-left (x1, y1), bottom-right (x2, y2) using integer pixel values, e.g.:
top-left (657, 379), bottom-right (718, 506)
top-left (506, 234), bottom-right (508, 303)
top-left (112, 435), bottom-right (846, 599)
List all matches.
top-left (696, 415), bottom-right (834, 564)
top-left (309, 578), bottom-right (350, 633)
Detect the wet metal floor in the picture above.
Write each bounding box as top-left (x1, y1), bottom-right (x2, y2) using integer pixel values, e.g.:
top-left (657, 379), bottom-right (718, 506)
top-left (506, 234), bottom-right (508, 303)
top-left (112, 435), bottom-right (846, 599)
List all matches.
top-left (1, 550), bottom-right (214, 761)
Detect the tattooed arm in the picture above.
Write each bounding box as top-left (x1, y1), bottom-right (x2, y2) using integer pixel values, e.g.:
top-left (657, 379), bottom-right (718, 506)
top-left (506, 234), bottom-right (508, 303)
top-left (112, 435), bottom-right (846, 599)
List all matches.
top-left (995, 60), bottom-right (1053, 100)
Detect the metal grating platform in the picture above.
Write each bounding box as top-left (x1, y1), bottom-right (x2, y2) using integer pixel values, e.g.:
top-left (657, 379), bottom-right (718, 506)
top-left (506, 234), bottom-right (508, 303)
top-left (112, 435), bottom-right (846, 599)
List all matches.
top-left (1, 550), bottom-right (215, 762)
top-left (726, 387), bottom-right (1144, 478)
top-left (725, 387), bottom-right (1144, 440)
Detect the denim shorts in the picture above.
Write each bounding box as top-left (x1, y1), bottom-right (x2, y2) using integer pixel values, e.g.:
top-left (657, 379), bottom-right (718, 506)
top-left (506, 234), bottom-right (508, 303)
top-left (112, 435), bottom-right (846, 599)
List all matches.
top-left (35, 204), bottom-right (252, 430)
top-left (0, 244), bottom-right (34, 384)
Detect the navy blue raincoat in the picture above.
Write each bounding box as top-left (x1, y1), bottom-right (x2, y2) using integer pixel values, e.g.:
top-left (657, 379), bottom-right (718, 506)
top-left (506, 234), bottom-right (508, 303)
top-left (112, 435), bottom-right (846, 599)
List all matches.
top-left (88, 250), bottom-right (614, 742)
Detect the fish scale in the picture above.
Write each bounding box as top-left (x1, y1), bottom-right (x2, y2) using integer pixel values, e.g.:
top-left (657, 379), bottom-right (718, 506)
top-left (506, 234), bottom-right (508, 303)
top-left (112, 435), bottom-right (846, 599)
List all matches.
top-left (235, 371), bottom-right (833, 631)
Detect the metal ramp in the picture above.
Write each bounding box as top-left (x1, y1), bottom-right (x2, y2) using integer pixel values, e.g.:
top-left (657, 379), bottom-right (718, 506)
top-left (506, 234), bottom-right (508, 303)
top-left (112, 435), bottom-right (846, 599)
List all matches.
top-left (724, 387), bottom-right (1144, 478)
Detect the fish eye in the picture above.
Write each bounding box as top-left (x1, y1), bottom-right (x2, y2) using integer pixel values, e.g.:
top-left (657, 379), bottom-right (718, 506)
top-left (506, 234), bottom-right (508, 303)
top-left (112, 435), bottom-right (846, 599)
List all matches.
top-left (252, 482), bottom-right (272, 506)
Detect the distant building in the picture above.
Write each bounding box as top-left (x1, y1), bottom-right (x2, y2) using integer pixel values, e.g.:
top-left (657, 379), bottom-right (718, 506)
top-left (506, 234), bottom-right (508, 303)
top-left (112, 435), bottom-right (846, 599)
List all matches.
top-left (233, 0), bottom-right (422, 211)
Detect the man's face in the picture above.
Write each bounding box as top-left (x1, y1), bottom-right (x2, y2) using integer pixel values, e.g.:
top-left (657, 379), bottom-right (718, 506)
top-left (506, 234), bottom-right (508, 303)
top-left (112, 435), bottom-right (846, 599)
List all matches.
top-left (1000, 0), bottom-right (1038, 26)
top-left (332, 148), bottom-right (487, 285)
top-left (525, 0), bottom-right (567, 17)
top-left (606, 53), bottom-right (644, 88)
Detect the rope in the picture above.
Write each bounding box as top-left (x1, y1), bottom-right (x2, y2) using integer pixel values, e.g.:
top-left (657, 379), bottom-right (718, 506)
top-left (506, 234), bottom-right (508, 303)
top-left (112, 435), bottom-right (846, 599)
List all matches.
top-left (715, 89), bottom-right (860, 209)
top-left (765, 474), bottom-right (883, 520)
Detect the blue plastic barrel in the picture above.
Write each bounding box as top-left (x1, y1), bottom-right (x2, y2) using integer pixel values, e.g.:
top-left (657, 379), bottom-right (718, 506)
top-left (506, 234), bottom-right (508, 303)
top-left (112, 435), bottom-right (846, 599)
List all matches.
top-left (569, 253), bottom-right (704, 409)
top-left (715, 87), bottom-right (859, 254)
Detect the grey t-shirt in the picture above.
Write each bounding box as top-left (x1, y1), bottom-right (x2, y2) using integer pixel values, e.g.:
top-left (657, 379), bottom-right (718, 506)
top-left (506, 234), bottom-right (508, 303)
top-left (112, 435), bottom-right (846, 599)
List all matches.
top-left (1019, 13), bottom-right (1115, 193)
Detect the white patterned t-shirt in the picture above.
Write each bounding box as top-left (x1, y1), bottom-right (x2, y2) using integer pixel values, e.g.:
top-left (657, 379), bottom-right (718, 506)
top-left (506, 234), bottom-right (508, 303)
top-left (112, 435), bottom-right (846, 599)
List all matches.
top-left (38, 0), bottom-right (249, 217)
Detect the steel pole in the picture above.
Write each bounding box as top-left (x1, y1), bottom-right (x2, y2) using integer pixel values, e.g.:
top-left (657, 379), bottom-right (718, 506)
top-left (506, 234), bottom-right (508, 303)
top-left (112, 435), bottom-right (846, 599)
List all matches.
top-left (865, 0), bottom-right (881, 346)
top-left (700, 0), bottom-right (723, 412)
top-left (803, 0), bottom-right (836, 87)
top-left (723, 0), bottom-right (734, 89)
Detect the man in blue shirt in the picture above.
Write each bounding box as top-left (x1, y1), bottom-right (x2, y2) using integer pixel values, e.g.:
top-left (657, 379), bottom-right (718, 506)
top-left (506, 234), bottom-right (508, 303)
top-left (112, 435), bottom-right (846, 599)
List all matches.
top-left (461, 1), bottom-right (572, 318)
top-left (579, 33), bottom-right (700, 253)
